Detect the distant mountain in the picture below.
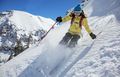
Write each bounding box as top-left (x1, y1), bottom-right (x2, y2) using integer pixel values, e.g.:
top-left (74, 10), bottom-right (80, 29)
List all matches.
top-left (0, 10), bottom-right (55, 64)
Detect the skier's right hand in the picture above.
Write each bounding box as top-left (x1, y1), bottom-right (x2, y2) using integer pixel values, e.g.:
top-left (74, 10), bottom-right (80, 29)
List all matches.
top-left (56, 16), bottom-right (62, 22)
top-left (89, 32), bottom-right (96, 39)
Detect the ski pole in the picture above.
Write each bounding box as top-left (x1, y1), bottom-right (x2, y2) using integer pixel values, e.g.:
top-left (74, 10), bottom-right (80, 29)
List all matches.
top-left (41, 22), bottom-right (57, 40)
top-left (37, 22), bottom-right (57, 46)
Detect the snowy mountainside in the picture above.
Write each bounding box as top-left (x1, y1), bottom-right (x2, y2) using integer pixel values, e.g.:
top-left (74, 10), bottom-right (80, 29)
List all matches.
top-left (0, 14), bottom-right (120, 77)
top-left (65, 15), bottom-right (120, 77)
top-left (0, 10), bottom-right (55, 64)
top-left (65, 0), bottom-right (120, 76)
top-left (0, 0), bottom-right (120, 77)
top-left (0, 15), bottom-right (120, 77)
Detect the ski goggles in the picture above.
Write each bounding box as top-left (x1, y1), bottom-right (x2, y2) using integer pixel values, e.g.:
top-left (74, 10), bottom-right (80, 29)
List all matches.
top-left (73, 11), bottom-right (82, 15)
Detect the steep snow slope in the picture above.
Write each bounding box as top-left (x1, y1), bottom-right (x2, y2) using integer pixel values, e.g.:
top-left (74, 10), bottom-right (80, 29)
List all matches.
top-left (84, 0), bottom-right (120, 20)
top-left (0, 0), bottom-right (120, 77)
top-left (65, 0), bottom-right (120, 76)
top-left (0, 15), bottom-right (120, 77)
top-left (65, 15), bottom-right (120, 77)
top-left (0, 14), bottom-right (120, 77)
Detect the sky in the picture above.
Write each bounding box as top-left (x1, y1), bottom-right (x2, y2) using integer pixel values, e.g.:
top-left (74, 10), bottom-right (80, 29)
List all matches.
top-left (0, 0), bottom-right (81, 20)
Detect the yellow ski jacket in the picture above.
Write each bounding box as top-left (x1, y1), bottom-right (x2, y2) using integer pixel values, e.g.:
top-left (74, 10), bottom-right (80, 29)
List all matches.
top-left (62, 14), bottom-right (92, 35)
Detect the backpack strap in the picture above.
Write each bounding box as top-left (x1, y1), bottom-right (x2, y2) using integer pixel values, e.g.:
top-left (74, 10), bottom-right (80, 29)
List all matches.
top-left (70, 13), bottom-right (85, 29)
top-left (70, 13), bottom-right (75, 25)
top-left (79, 11), bottom-right (86, 28)
top-left (79, 15), bottom-right (84, 29)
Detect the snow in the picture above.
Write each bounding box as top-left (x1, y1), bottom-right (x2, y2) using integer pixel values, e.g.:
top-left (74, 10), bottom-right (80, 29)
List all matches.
top-left (10, 10), bottom-right (55, 32)
top-left (0, 0), bottom-right (120, 77)
top-left (65, 15), bottom-right (120, 77)
top-left (0, 10), bottom-right (56, 65)
top-left (84, 0), bottom-right (120, 20)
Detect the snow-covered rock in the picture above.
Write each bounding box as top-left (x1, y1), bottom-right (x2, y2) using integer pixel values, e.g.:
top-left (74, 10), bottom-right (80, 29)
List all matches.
top-left (0, 10), bottom-right (55, 64)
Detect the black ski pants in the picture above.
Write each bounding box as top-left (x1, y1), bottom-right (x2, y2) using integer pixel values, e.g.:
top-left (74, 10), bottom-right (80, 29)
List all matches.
top-left (59, 32), bottom-right (80, 47)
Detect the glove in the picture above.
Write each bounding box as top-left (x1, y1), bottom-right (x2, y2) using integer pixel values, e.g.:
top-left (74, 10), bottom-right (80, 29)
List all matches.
top-left (89, 32), bottom-right (96, 39)
top-left (56, 16), bottom-right (62, 22)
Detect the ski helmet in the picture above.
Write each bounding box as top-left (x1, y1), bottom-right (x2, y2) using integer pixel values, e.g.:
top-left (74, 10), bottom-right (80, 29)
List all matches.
top-left (66, 0), bottom-right (88, 15)
top-left (72, 4), bottom-right (82, 15)
top-left (73, 4), bottom-right (82, 12)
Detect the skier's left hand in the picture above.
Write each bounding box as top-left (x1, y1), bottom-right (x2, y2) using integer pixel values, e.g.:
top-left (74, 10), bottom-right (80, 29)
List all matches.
top-left (90, 32), bottom-right (96, 39)
top-left (56, 16), bottom-right (62, 22)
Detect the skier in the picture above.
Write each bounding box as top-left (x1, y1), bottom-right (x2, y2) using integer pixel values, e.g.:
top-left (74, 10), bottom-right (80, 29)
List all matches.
top-left (56, 4), bottom-right (96, 47)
